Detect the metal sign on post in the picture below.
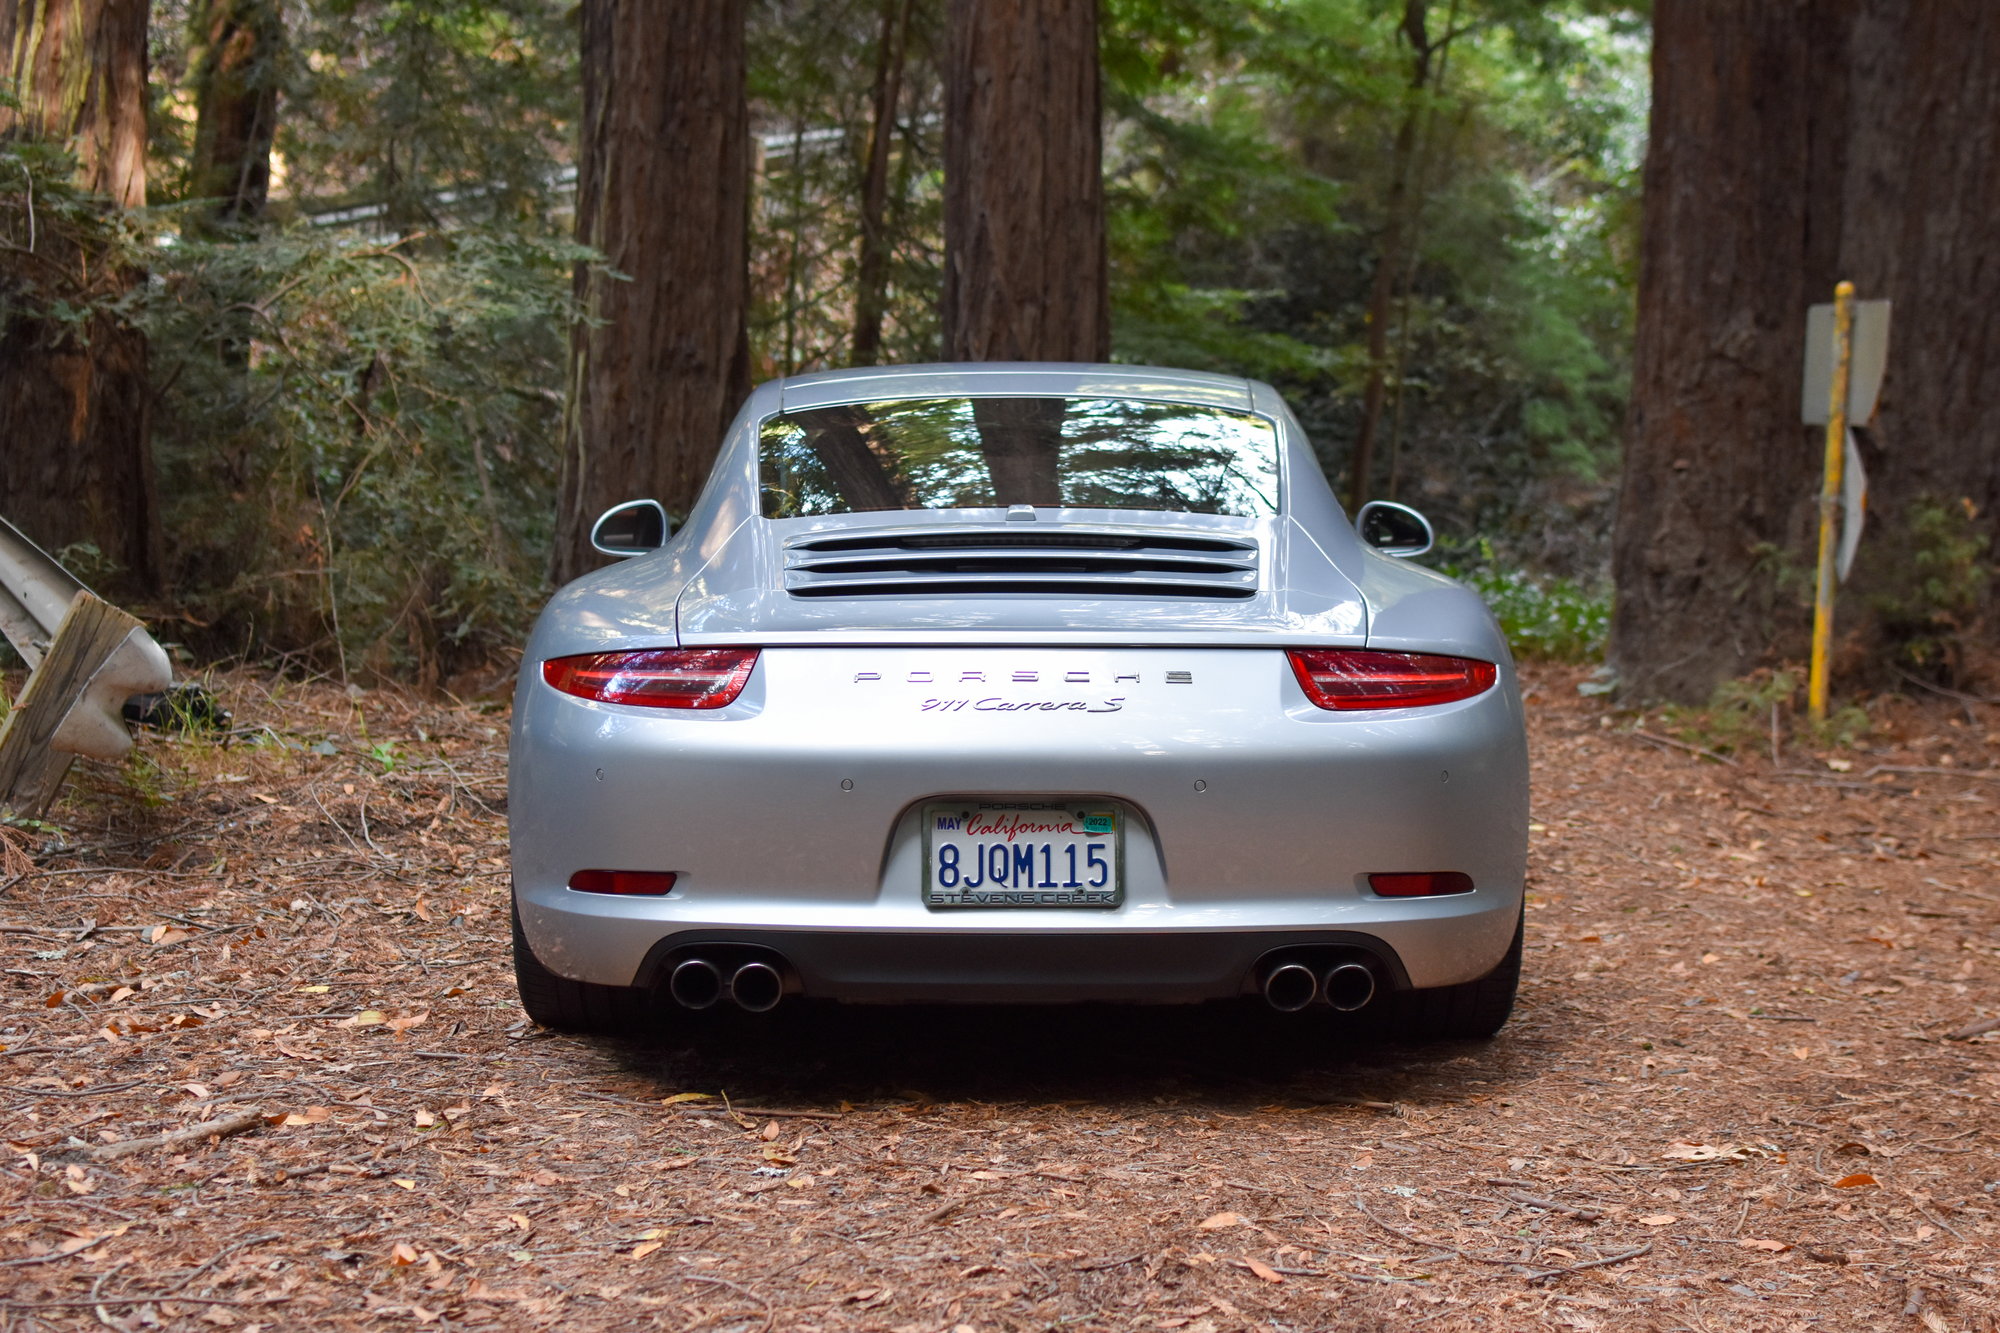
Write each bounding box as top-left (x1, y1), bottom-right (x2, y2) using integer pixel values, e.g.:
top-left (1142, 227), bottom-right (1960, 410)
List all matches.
top-left (1803, 287), bottom-right (1890, 722)
top-left (1802, 299), bottom-right (1891, 425)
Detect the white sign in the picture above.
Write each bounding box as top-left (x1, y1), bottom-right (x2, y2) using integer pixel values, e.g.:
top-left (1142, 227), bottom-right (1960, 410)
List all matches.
top-left (1802, 300), bottom-right (1892, 425)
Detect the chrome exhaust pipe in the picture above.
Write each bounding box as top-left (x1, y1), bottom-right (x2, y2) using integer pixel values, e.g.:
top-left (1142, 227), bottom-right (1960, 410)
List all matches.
top-left (1322, 962), bottom-right (1377, 1012)
top-left (1261, 962), bottom-right (1319, 1013)
top-left (729, 960), bottom-right (784, 1014)
top-left (668, 957), bottom-right (723, 1010)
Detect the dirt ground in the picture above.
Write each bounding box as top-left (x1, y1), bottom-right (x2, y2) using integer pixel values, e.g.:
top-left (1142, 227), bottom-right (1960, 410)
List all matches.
top-left (2, 663), bottom-right (1997, 1332)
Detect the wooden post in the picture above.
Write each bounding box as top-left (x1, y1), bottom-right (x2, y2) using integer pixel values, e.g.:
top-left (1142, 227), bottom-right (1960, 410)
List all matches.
top-left (0, 593), bottom-right (151, 818)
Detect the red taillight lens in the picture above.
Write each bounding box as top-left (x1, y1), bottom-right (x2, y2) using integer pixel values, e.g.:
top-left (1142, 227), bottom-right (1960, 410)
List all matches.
top-left (1369, 872), bottom-right (1475, 898)
top-left (542, 648), bottom-right (759, 710)
top-left (568, 869), bottom-right (679, 896)
top-left (1287, 649), bottom-right (1496, 710)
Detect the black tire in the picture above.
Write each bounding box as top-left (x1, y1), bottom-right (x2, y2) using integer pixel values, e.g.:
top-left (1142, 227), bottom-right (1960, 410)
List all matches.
top-left (1388, 908), bottom-right (1523, 1041)
top-left (511, 903), bottom-right (658, 1033)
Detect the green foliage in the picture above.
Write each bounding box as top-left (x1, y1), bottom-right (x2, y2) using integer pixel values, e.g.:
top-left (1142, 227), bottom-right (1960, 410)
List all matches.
top-left (1655, 669), bottom-right (1869, 756)
top-left (1867, 495), bottom-right (1993, 680)
top-left (1099, 1), bottom-right (1647, 578)
top-left (139, 225), bottom-right (593, 682)
top-left (1450, 563), bottom-right (1611, 662)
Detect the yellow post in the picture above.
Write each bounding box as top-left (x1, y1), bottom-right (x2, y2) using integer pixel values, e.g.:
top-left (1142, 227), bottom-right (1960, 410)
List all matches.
top-left (1808, 281), bottom-right (1856, 722)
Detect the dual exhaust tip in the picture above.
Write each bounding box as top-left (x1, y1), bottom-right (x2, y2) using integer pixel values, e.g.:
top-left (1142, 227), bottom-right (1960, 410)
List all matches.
top-left (668, 957), bottom-right (786, 1013)
top-left (1261, 960), bottom-right (1376, 1013)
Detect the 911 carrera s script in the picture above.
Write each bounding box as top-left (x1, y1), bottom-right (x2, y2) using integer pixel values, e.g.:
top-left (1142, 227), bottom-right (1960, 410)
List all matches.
top-left (919, 697), bottom-right (1126, 713)
top-left (924, 804), bottom-right (1122, 908)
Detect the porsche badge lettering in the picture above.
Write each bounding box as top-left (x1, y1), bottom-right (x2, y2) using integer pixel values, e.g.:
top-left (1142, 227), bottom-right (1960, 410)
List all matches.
top-left (852, 665), bottom-right (1183, 713)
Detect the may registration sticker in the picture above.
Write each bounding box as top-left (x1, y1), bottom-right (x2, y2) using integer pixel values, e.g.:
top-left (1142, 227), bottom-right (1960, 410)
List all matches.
top-left (923, 803), bottom-right (1122, 908)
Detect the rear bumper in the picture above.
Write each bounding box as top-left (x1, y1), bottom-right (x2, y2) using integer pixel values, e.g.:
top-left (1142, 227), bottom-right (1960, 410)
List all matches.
top-left (509, 646), bottom-right (1528, 999)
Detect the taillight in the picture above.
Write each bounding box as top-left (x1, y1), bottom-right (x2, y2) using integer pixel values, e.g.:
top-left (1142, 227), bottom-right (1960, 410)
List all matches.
top-left (1369, 872), bottom-right (1474, 898)
top-left (542, 648), bottom-right (759, 710)
top-left (568, 869), bottom-right (679, 896)
top-left (1287, 649), bottom-right (1496, 710)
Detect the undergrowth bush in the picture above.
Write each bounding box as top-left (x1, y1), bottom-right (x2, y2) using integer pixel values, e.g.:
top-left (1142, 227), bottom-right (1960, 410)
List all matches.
top-left (1444, 545), bottom-right (1610, 662)
top-left (141, 227), bottom-right (594, 686)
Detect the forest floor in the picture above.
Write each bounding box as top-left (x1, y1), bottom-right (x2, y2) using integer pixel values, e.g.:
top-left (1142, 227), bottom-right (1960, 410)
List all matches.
top-left (1, 663), bottom-right (1997, 1333)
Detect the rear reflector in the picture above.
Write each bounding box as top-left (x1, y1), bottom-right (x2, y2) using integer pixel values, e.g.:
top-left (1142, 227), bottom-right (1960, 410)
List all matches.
top-left (568, 869), bottom-right (679, 896)
top-left (1287, 648), bottom-right (1496, 710)
top-left (1369, 872), bottom-right (1475, 898)
top-left (543, 648), bottom-right (759, 710)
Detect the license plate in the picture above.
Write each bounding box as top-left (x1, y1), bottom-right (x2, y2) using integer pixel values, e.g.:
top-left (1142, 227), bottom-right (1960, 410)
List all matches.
top-left (923, 803), bottom-right (1122, 908)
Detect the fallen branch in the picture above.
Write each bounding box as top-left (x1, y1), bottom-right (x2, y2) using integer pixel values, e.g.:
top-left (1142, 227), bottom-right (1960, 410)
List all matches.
top-left (1520, 1242), bottom-right (1652, 1283)
top-left (60, 1109), bottom-right (265, 1162)
top-left (1945, 1015), bottom-right (2000, 1041)
top-left (1631, 730), bottom-right (1737, 767)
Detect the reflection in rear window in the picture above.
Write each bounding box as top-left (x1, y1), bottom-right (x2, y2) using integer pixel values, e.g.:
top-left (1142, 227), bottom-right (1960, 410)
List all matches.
top-left (757, 397), bottom-right (1280, 519)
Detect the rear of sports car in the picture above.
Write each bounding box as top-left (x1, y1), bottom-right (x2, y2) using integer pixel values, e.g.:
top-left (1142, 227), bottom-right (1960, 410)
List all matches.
top-left (509, 366), bottom-right (1529, 1039)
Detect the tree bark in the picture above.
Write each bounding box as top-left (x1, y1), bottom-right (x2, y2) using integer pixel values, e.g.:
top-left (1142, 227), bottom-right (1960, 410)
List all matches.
top-left (0, 0), bottom-right (158, 592)
top-left (941, 0), bottom-right (1107, 364)
top-left (1348, 0), bottom-right (1435, 515)
top-left (852, 0), bottom-right (913, 367)
top-left (554, 0), bottom-right (752, 585)
top-left (186, 0), bottom-right (282, 231)
top-left (1611, 0), bottom-right (2000, 702)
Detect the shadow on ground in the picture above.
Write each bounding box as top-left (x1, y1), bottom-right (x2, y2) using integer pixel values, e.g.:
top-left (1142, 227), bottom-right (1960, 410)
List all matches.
top-left (582, 998), bottom-right (1561, 1113)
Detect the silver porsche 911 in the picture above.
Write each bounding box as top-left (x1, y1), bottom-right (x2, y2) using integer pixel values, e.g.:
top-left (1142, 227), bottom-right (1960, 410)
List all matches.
top-left (509, 363), bottom-right (1528, 1040)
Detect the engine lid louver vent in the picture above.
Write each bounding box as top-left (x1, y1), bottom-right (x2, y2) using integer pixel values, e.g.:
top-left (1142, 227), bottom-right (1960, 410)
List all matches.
top-left (783, 528), bottom-right (1260, 600)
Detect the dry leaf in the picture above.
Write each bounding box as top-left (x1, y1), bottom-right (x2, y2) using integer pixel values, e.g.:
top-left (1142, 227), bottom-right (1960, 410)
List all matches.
top-left (413, 1109), bottom-right (437, 1128)
top-left (1661, 1141), bottom-right (1746, 1162)
top-left (760, 1120), bottom-right (780, 1141)
top-left (389, 1242), bottom-right (420, 1266)
top-left (1637, 1214), bottom-right (1677, 1226)
top-left (508, 1214), bottom-right (533, 1232)
top-left (385, 1012), bottom-right (429, 1040)
top-left (1739, 1238), bottom-right (1792, 1252)
top-left (392, 1178), bottom-right (416, 1190)
top-left (630, 1241), bottom-right (662, 1261)
top-left (1831, 1173), bottom-right (1878, 1189)
top-left (281, 1106), bottom-right (332, 1127)
top-left (1239, 1256), bottom-right (1285, 1283)
top-left (295, 985), bottom-right (330, 994)
top-left (661, 1092), bottom-right (712, 1105)
top-left (1197, 1212), bottom-right (1244, 1230)
top-left (654, 1157), bottom-right (699, 1172)
top-left (344, 1009), bottom-right (387, 1028)
top-left (1921, 1311), bottom-right (1949, 1333)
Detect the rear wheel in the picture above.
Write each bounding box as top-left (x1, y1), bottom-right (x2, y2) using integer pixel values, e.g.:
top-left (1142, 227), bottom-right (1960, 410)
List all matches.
top-left (512, 902), bottom-right (658, 1033)
top-left (1388, 908), bottom-right (1523, 1041)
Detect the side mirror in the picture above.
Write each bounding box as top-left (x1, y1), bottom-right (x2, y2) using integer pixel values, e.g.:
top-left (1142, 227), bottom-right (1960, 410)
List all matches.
top-left (589, 500), bottom-right (670, 558)
top-left (1355, 501), bottom-right (1434, 558)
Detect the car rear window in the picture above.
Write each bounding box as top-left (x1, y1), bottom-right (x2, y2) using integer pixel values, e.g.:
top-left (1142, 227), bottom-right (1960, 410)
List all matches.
top-left (757, 396), bottom-right (1280, 519)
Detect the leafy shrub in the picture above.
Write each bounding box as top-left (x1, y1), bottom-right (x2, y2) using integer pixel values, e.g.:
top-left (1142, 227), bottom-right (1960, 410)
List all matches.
top-left (1867, 495), bottom-right (1992, 682)
top-left (139, 226), bottom-right (595, 685)
top-left (1444, 549), bottom-right (1611, 662)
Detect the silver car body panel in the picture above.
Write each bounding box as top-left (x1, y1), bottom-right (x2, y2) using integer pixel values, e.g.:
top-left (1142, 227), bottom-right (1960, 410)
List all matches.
top-left (511, 363), bottom-right (1528, 1003)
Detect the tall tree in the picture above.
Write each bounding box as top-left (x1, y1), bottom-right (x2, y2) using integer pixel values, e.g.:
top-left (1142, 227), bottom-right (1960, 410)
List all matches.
top-left (0, 0), bottom-right (158, 590)
top-left (554, 0), bottom-right (752, 584)
top-left (941, 0), bottom-right (1107, 363)
top-left (1611, 0), bottom-right (2000, 701)
top-left (186, 0), bottom-right (282, 232)
top-left (851, 0), bottom-right (913, 366)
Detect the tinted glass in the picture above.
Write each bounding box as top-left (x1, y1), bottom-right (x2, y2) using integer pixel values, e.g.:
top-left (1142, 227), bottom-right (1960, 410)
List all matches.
top-left (758, 397), bottom-right (1280, 519)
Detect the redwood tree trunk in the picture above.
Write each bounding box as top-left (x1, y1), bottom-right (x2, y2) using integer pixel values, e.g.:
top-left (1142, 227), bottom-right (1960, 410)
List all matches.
top-left (187, 0), bottom-right (282, 231)
top-left (554, 0), bottom-right (752, 585)
top-left (0, 0), bottom-right (158, 592)
top-left (1611, 1), bottom-right (2000, 701)
top-left (941, 0), bottom-right (1107, 364)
